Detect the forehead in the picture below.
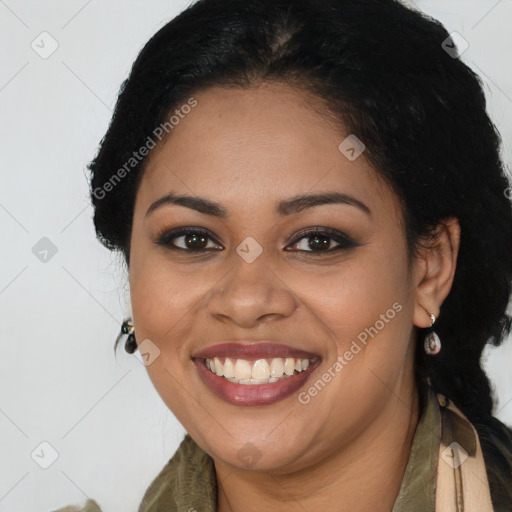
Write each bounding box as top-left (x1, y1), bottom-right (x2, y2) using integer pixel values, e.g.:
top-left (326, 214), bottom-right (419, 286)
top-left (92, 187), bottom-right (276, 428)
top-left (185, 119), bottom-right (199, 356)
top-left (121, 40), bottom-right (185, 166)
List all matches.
top-left (138, 82), bottom-right (395, 216)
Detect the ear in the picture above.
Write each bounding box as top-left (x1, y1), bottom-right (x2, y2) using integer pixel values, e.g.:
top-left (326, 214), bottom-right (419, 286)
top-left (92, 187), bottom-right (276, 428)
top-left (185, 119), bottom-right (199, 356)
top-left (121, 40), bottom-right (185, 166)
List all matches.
top-left (412, 217), bottom-right (461, 328)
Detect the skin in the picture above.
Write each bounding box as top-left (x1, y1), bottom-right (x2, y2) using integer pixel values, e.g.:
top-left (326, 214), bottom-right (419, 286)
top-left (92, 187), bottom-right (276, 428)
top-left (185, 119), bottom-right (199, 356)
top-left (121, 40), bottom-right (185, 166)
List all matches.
top-left (128, 82), bottom-right (460, 511)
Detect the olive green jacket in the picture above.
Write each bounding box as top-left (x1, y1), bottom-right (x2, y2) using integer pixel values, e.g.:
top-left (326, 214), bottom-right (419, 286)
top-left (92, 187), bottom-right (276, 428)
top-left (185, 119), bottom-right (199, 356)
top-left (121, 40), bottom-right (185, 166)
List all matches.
top-left (55, 387), bottom-right (512, 512)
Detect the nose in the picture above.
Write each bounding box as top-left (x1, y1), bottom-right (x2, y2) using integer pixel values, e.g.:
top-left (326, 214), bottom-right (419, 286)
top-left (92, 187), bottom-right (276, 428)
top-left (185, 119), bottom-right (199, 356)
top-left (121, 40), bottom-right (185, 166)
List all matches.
top-left (206, 252), bottom-right (298, 329)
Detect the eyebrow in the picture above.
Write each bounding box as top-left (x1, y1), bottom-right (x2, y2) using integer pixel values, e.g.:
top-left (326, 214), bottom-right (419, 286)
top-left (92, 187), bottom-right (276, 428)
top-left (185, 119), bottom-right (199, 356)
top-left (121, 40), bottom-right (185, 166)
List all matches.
top-left (145, 191), bottom-right (371, 218)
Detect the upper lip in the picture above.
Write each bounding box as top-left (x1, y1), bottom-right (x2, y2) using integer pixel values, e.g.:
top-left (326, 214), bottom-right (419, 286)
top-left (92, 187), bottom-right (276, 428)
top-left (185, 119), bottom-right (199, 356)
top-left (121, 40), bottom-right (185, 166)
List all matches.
top-left (193, 342), bottom-right (321, 360)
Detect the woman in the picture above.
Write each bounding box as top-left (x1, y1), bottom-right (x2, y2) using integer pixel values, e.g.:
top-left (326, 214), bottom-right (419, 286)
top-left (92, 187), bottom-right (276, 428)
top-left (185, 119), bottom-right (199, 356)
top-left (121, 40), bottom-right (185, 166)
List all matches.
top-left (59, 0), bottom-right (512, 510)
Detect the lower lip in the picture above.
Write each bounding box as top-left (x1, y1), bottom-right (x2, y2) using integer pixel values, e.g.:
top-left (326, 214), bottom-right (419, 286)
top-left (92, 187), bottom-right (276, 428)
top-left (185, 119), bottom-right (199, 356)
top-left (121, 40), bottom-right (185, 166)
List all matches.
top-left (194, 358), bottom-right (321, 406)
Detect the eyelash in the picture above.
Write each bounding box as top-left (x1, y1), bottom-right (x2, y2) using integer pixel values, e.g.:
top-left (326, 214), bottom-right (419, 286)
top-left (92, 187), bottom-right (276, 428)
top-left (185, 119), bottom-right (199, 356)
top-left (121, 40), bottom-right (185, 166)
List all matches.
top-left (155, 226), bottom-right (358, 255)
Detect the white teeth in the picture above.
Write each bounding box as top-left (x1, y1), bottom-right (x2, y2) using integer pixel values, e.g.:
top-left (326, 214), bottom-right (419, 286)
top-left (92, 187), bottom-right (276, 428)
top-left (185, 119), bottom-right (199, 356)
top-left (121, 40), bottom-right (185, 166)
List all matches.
top-left (234, 359), bottom-right (252, 380)
top-left (223, 357), bottom-right (235, 378)
top-left (239, 378), bottom-right (270, 385)
top-left (204, 356), bottom-right (315, 384)
top-left (252, 359), bottom-right (270, 380)
top-left (270, 358), bottom-right (284, 378)
top-left (284, 358), bottom-right (295, 376)
top-left (214, 357), bottom-right (224, 377)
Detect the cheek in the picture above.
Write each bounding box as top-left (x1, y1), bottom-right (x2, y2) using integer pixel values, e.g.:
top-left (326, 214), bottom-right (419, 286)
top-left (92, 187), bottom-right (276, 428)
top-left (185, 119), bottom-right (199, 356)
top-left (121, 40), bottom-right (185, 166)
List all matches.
top-left (294, 249), bottom-right (413, 424)
top-left (298, 245), bottom-right (409, 338)
top-left (128, 223), bottom-right (194, 361)
top-left (128, 253), bottom-right (208, 421)
top-left (296, 243), bottom-right (413, 401)
top-left (129, 259), bottom-right (204, 353)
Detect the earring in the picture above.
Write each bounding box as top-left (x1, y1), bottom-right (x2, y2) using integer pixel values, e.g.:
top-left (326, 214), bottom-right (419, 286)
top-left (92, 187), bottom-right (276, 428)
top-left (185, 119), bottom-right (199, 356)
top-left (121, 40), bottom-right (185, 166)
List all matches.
top-left (116, 319), bottom-right (137, 354)
top-left (424, 313), bottom-right (441, 355)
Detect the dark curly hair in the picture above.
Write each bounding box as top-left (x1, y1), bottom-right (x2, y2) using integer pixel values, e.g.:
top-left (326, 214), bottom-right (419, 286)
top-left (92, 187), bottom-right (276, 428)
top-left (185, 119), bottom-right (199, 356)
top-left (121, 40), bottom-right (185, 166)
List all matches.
top-left (89, 0), bottom-right (512, 443)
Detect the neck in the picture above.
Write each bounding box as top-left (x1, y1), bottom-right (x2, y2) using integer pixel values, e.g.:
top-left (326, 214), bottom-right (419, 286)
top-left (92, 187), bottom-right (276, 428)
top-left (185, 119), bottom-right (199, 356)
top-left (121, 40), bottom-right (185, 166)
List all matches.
top-left (215, 385), bottom-right (420, 512)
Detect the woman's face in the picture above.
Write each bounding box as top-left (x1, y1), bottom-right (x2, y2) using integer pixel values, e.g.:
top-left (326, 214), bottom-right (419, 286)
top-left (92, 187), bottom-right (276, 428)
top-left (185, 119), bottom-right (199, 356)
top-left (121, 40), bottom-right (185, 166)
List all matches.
top-left (129, 82), bottom-right (422, 472)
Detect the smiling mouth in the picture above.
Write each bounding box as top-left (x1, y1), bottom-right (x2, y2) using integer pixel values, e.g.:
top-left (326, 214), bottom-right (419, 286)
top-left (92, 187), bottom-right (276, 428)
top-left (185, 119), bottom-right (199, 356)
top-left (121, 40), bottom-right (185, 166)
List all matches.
top-left (192, 342), bottom-right (322, 405)
top-left (203, 356), bottom-right (320, 385)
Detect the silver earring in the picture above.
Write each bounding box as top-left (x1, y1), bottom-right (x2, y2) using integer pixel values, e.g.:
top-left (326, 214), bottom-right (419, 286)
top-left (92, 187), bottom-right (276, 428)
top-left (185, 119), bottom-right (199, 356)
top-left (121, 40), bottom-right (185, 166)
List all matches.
top-left (424, 313), bottom-right (441, 355)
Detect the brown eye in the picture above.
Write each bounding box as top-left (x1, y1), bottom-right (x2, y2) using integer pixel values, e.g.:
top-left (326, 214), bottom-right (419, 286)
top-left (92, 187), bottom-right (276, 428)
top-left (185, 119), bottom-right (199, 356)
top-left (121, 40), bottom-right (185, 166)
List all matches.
top-left (286, 228), bottom-right (358, 254)
top-left (156, 228), bottom-right (223, 252)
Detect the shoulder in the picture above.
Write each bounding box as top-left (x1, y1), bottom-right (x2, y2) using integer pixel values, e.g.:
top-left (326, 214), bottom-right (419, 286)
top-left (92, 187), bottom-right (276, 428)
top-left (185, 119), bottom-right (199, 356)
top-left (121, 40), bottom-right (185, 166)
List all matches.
top-left (435, 389), bottom-right (512, 511)
top-left (51, 435), bottom-right (215, 512)
top-left (51, 499), bottom-right (102, 512)
top-left (137, 433), bottom-right (217, 512)
top-left (477, 416), bottom-right (512, 511)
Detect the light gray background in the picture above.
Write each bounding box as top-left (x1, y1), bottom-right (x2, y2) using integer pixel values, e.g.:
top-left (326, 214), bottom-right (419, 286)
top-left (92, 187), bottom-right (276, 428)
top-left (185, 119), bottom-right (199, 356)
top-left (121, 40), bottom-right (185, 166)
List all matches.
top-left (1, 1), bottom-right (511, 511)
